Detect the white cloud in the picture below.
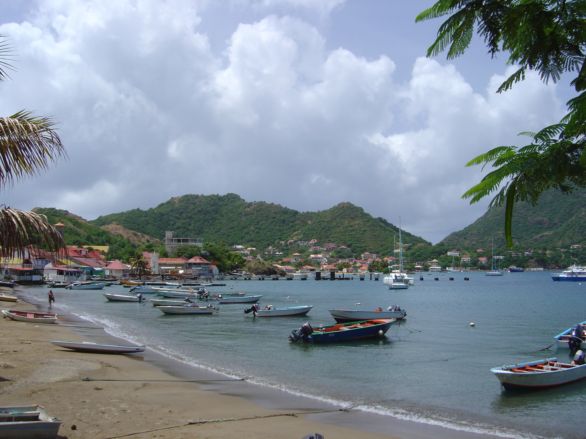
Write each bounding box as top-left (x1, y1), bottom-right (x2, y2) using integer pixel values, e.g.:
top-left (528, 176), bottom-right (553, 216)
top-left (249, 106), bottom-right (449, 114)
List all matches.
top-left (0, 0), bottom-right (565, 243)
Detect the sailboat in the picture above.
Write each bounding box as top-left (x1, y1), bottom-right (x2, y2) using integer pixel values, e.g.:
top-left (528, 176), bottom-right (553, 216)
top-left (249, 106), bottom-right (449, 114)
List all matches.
top-left (383, 223), bottom-right (412, 289)
top-left (486, 238), bottom-right (503, 276)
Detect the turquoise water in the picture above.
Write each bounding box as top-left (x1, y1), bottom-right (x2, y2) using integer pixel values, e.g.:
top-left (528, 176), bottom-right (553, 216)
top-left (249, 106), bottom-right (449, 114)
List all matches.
top-left (24, 272), bottom-right (586, 438)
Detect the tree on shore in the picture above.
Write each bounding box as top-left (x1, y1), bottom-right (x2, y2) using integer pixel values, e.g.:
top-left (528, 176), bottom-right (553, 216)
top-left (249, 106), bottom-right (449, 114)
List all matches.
top-left (416, 1), bottom-right (585, 246)
top-left (0, 36), bottom-right (65, 258)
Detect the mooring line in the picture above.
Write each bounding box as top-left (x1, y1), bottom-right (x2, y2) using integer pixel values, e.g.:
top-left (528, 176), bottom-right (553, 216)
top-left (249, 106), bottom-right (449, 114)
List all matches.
top-left (105, 408), bottom-right (350, 439)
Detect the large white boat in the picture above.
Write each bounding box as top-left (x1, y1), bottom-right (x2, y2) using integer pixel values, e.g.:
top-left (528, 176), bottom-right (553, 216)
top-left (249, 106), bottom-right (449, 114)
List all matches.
top-left (552, 265), bottom-right (586, 282)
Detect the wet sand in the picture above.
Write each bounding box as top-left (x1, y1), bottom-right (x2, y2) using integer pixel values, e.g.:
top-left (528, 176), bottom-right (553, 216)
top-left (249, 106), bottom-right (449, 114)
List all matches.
top-left (0, 294), bottom-right (499, 439)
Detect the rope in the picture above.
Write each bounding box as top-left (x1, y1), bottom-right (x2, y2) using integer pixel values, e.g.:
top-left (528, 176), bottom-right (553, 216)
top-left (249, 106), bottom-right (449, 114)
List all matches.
top-left (81, 377), bottom-right (246, 383)
top-left (104, 407), bottom-right (350, 439)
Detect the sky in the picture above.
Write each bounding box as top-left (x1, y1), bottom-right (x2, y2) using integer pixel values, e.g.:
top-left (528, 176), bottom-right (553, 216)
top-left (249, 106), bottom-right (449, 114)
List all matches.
top-left (0, 0), bottom-right (567, 243)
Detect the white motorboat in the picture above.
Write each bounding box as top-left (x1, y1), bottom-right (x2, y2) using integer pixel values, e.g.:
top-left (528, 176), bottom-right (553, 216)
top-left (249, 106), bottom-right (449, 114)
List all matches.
top-left (244, 305), bottom-right (312, 317)
top-left (2, 309), bottom-right (57, 324)
top-left (103, 293), bottom-right (142, 302)
top-left (328, 306), bottom-right (406, 322)
top-left (157, 304), bottom-right (218, 315)
top-left (150, 298), bottom-right (197, 307)
top-left (66, 281), bottom-right (105, 290)
top-left (51, 340), bottom-right (145, 354)
top-left (491, 357), bottom-right (586, 389)
top-left (217, 294), bottom-right (262, 304)
top-left (552, 265), bottom-right (586, 282)
top-left (0, 405), bottom-right (61, 439)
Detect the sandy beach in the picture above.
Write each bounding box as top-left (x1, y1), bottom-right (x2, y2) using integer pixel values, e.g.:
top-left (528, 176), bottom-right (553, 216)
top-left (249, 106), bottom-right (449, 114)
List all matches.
top-left (0, 297), bottom-right (404, 439)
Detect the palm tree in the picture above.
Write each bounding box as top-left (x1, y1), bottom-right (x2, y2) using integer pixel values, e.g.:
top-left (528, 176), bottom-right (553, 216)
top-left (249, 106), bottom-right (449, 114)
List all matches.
top-left (129, 254), bottom-right (148, 279)
top-left (0, 36), bottom-right (65, 258)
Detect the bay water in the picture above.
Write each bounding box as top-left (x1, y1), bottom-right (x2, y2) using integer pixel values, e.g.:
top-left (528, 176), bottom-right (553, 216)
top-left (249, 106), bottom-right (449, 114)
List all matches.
top-left (23, 271), bottom-right (586, 438)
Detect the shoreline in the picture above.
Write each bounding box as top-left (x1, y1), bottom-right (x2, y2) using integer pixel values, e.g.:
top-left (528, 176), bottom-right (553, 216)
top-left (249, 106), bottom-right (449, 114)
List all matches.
top-left (3, 288), bottom-right (507, 439)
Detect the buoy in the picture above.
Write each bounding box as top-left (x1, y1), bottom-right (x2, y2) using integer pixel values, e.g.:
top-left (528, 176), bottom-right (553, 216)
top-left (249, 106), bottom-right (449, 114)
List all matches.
top-left (464, 277), bottom-right (469, 281)
top-left (449, 277), bottom-right (454, 281)
top-left (469, 322), bottom-right (476, 327)
top-left (378, 330), bottom-right (384, 336)
top-left (434, 277), bottom-right (439, 281)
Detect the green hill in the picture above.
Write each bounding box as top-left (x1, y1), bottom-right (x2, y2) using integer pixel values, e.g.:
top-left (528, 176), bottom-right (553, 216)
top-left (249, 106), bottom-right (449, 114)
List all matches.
top-left (91, 194), bottom-right (430, 256)
top-left (440, 188), bottom-right (586, 250)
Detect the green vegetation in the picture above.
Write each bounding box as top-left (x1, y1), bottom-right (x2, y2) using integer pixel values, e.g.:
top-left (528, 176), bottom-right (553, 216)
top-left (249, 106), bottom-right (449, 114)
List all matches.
top-left (92, 194), bottom-right (430, 257)
top-left (417, 1), bottom-right (586, 246)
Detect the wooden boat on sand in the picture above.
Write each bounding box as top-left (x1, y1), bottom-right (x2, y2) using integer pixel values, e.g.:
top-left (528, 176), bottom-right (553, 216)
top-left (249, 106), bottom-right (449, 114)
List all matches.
top-left (2, 309), bottom-right (57, 324)
top-left (51, 340), bottom-right (145, 354)
top-left (0, 293), bottom-right (18, 303)
top-left (289, 319), bottom-right (393, 343)
top-left (491, 357), bottom-right (586, 390)
top-left (0, 405), bottom-right (61, 438)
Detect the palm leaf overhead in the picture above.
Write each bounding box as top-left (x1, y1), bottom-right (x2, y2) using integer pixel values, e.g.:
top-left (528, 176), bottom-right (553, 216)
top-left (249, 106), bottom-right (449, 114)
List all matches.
top-left (0, 35), bottom-right (66, 257)
top-left (0, 208), bottom-right (64, 258)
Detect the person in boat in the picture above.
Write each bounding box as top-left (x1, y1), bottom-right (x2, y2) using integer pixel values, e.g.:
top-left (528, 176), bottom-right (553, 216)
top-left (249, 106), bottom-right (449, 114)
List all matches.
top-left (569, 324), bottom-right (585, 354)
top-left (375, 307), bottom-right (383, 312)
top-left (264, 304), bottom-right (273, 310)
top-left (137, 293), bottom-right (144, 303)
top-left (572, 350), bottom-right (585, 365)
top-left (48, 290), bottom-right (55, 307)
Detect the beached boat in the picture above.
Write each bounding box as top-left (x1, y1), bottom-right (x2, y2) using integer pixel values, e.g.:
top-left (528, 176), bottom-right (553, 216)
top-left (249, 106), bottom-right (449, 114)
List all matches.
top-left (554, 321), bottom-right (586, 350)
top-left (103, 293), bottom-right (143, 302)
top-left (0, 293), bottom-right (18, 302)
top-left (0, 405), bottom-right (61, 439)
top-left (552, 265), bottom-right (586, 282)
top-left (2, 309), bottom-right (57, 324)
top-left (289, 319), bottom-right (393, 343)
top-left (244, 305), bottom-right (312, 317)
top-left (217, 294), bottom-right (262, 304)
top-left (0, 280), bottom-right (15, 288)
top-left (51, 340), bottom-right (145, 354)
top-left (490, 358), bottom-right (586, 390)
top-left (157, 304), bottom-right (218, 315)
top-left (328, 306), bottom-right (406, 322)
top-left (65, 281), bottom-right (105, 290)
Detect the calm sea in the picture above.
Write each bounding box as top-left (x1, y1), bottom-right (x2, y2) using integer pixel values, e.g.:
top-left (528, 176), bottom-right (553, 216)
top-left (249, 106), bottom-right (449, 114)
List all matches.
top-left (21, 272), bottom-right (586, 438)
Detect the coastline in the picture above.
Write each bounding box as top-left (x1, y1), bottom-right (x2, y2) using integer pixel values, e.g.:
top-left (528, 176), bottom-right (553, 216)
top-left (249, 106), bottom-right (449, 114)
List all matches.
top-left (1, 289), bottom-right (504, 439)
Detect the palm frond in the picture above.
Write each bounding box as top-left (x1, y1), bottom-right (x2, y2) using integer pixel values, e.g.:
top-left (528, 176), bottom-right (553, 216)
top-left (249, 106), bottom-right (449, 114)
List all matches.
top-left (0, 111), bottom-right (66, 187)
top-left (0, 207), bottom-right (65, 258)
top-left (465, 146), bottom-right (514, 167)
top-left (0, 35), bottom-right (14, 82)
top-left (497, 67), bottom-right (525, 93)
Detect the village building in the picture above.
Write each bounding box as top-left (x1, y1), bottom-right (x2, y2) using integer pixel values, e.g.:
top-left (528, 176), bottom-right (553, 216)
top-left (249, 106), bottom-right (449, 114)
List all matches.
top-left (164, 231), bottom-right (202, 255)
top-left (105, 260), bottom-right (131, 279)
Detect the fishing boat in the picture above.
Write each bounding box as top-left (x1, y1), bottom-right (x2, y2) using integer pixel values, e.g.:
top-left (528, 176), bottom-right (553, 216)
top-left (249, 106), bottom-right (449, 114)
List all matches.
top-left (128, 285), bottom-right (161, 294)
top-left (244, 304), bottom-right (312, 317)
top-left (289, 319), bottom-right (393, 343)
top-left (0, 405), bottom-right (61, 438)
top-left (157, 304), bottom-right (218, 315)
top-left (217, 294), bottom-right (262, 304)
top-left (150, 298), bottom-right (197, 307)
top-left (328, 306), bottom-right (406, 322)
top-left (120, 279), bottom-right (144, 287)
top-left (51, 340), bottom-right (145, 354)
top-left (46, 281), bottom-right (70, 288)
top-left (490, 358), bottom-right (586, 390)
top-left (554, 321), bottom-right (586, 350)
top-left (2, 309), bottom-right (57, 324)
top-left (0, 280), bottom-right (15, 288)
top-left (65, 281), bottom-right (105, 290)
top-left (552, 265), bottom-right (586, 282)
top-left (103, 293), bottom-right (143, 302)
top-left (0, 293), bottom-right (18, 302)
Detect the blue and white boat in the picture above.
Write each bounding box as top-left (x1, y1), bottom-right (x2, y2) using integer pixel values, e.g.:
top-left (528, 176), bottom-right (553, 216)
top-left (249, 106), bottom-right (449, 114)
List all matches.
top-left (491, 358), bottom-right (586, 390)
top-left (552, 265), bottom-right (586, 282)
top-left (289, 319), bottom-right (393, 343)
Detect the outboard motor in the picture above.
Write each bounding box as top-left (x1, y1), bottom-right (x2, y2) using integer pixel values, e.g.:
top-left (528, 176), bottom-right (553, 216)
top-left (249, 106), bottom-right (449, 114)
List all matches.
top-left (570, 324), bottom-right (584, 355)
top-left (289, 322), bottom-right (313, 342)
top-left (244, 304), bottom-right (259, 316)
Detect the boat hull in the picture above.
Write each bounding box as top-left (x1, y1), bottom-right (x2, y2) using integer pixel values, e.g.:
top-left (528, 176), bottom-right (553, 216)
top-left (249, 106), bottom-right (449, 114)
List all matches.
top-left (291, 319), bottom-right (393, 344)
top-left (103, 293), bottom-right (140, 302)
top-left (0, 405), bottom-right (61, 439)
top-left (329, 308), bottom-right (406, 322)
top-left (253, 306), bottom-right (312, 317)
top-left (158, 305), bottom-right (217, 315)
top-left (51, 340), bottom-right (145, 354)
top-left (491, 358), bottom-right (586, 389)
top-left (2, 310), bottom-right (57, 324)
top-left (218, 295), bottom-right (262, 304)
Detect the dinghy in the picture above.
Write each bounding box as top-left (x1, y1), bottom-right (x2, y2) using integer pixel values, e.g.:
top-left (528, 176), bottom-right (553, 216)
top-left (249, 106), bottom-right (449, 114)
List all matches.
top-left (554, 321), bottom-right (586, 351)
top-left (51, 340), bottom-right (145, 354)
top-left (217, 294), bottom-right (262, 304)
top-left (103, 293), bottom-right (142, 302)
top-left (491, 357), bottom-right (586, 389)
top-left (157, 304), bottom-right (218, 315)
top-left (2, 309), bottom-right (57, 324)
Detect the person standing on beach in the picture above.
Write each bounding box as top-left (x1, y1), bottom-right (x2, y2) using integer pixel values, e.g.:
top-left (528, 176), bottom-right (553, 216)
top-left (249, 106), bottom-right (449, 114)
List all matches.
top-left (48, 290), bottom-right (55, 307)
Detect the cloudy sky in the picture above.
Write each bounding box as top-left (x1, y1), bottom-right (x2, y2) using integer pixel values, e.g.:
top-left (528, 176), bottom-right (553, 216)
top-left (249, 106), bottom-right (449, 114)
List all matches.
top-left (0, 0), bottom-right (566, 243)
